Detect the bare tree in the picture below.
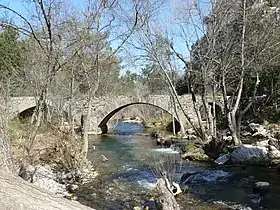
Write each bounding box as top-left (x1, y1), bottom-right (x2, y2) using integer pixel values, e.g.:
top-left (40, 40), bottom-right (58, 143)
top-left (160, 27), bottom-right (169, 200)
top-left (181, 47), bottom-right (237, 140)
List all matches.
top-left (212, 0), bottom-right (280, 145)
top-left (69, 0), bottom-right (145, 158)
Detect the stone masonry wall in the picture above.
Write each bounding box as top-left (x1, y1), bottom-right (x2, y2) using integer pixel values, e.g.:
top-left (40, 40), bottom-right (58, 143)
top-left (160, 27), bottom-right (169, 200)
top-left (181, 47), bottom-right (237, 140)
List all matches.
top-left (9, 94), bottom-right (221, 134)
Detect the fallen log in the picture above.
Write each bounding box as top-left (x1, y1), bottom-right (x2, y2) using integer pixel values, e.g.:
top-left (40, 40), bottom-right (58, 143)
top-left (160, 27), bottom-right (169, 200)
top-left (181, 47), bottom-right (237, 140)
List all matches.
top-left (156, 178), bottom-right (180, 210)
top-left (0, 170), bottom-right (93, 210)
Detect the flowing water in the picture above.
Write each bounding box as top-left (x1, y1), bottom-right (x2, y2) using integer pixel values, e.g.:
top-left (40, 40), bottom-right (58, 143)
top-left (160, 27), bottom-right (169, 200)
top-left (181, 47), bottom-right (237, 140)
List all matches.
top-left (77, 122), bottom-right (280, 210)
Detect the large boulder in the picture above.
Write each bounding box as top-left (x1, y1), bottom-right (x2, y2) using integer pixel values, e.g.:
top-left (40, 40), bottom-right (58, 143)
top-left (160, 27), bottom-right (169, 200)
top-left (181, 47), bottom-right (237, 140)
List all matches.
top-left (230, 144), bottom-right (280, 164)
top-left (230, 145), bottom-right (269, 164)
top-left (180, 170), bottom-right (230, 184)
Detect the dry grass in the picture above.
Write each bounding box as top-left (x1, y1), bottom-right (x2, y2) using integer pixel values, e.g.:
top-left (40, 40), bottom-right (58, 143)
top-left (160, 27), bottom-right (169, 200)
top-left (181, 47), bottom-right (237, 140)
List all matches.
top-left (9, 119), bottom-right (84, 173)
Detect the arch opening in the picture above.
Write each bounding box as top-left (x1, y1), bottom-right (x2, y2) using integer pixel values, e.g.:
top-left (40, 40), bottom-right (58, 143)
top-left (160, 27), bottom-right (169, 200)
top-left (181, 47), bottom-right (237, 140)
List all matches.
top-left (98, 102), bottom-right (181, 134)
top-left (17, 105), bottom-right (69, 124)
top-left (18, 106), bottom-right (36, 120)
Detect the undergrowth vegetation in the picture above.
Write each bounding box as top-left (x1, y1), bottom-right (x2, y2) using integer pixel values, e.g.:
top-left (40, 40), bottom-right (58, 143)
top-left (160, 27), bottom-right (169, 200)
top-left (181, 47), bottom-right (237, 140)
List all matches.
top-left (8, 118), bottom-right (91, 178)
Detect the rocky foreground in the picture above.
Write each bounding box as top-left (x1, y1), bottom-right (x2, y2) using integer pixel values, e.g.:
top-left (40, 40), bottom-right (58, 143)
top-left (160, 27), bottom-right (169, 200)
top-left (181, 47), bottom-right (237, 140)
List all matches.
top-left (18, 164), bottom-right (99, 199)
top-left (0, 170), bottom-right (93, 210)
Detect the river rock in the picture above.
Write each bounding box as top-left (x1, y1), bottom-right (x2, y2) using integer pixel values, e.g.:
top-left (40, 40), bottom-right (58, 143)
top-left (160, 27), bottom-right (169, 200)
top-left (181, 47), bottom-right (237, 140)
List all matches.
top-left (25, 165), bottom-right (69, 196)
top-left (156, 138), bottom-right (173, 147)
top-left (171, 182), bottom-right (182, 196)
top-left (223, 135), bottom-right (233, 142)
top-left (203, 137), bottom-right (233, 159)
top-left (67, 184), bottom-right (79, 193)
top-left (253, 181), bottom-right (270, 195)
top-left (215, 154), bottom-right (230, 165)
top-left (268, 145), bottom-right (280, 164)
top-left (181, 170), bottom-right (230, 184)
top-left (180, 172), bottom-right (198, 184)
top-left (241, 131), bottom-right (252, 137)
top-left (268, 137), bottom-right (280, 150)
top-left (249, 123), bottom-right (265, 133)
top-left (255, 140), bottom-right (269, 147)
top-left (252, 129), bottom-right (268, 138)
top-left (100, 154), bottom-right (108, 162)
top-left (143, 199), bottom-right (157, 209)
top-left (182, 147), bottom-right (210, 162)
top-left (230, 143), bottom-right (280, 165)
top-left (230, 145), bottom-right (269, 164)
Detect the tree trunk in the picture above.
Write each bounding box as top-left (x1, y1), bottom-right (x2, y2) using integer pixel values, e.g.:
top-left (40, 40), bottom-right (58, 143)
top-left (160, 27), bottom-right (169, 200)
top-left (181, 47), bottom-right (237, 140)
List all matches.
top-left (27, 88), bottom-right (48, 154)
top-left (81, 96), bottom-right (93, 159)
top-left (0, 170), bottom-right (93, 210)
top-left (69, 67), bottom-right (76, 135)
top-left (190, 87), bottom-right (205, 140)
top-left (226, 0), bottom-right (246, 146)
top-left (0, 107), bottom-right (15, 175)
top-left (156, 178), bottom-right (180, 210)
top-left (228, 112), bottom-right (242, 146)
top-left (0, 90), bottom-right (14, 174)
top-left (212, 85), bottom-right (217, 138)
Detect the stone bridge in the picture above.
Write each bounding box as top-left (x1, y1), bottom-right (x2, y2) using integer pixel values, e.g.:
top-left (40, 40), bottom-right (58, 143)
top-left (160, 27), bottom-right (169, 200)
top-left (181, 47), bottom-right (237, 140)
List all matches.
top-left (8, 95), bottom-right (222, 134)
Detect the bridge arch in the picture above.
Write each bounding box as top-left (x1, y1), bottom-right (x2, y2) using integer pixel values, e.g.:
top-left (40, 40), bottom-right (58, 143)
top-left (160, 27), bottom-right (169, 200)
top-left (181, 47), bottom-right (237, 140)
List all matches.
top-left (10, 97), bottom-right (63, 121)
top-left (18, 106), bottom-right (36, 119)
top-left (98, 102), bottom-right (181, 134)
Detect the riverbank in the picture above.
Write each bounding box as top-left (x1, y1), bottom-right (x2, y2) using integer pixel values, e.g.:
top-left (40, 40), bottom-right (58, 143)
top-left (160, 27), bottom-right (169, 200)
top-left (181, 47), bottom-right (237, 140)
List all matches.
top-left (146, 118), bottom-right (280, 167)
top-left (9, 119), bottom-right (98, 200)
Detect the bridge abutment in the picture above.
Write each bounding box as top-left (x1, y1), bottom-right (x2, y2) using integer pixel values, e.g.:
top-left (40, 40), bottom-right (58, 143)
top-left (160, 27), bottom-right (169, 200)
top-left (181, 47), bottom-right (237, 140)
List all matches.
top-left (99, 124), bottom-right (108, 134)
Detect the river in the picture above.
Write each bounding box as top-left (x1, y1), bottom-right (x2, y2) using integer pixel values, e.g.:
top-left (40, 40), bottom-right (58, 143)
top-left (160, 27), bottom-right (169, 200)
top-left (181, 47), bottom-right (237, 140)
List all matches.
top-left (76, 122), bottom-right (280, 210)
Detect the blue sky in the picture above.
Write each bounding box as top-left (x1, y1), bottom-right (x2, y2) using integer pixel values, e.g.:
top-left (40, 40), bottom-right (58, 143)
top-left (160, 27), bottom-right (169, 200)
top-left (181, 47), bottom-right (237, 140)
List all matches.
top-left (0, 0), bottom-right (211, 74)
